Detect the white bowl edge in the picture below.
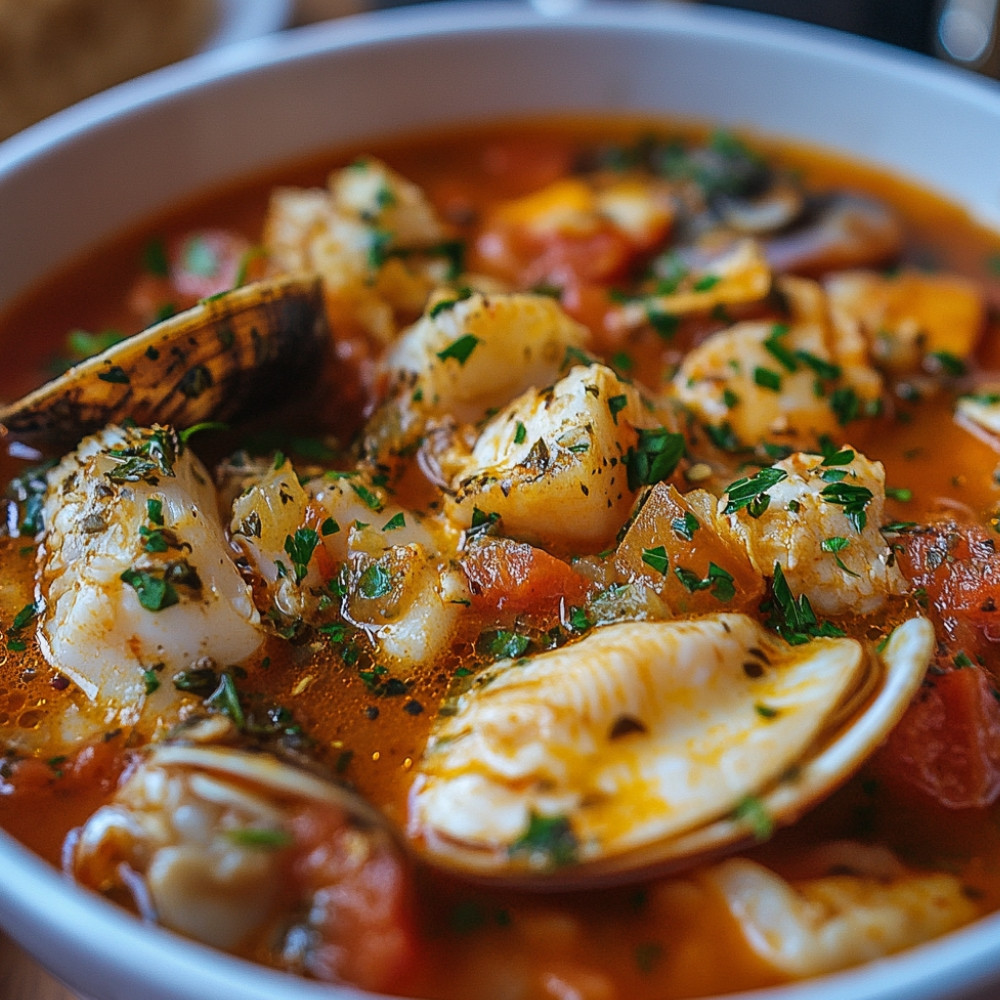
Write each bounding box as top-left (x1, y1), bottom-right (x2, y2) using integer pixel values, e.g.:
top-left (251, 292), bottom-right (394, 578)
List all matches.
top-left (3, 4), bottom-right (1000, 999)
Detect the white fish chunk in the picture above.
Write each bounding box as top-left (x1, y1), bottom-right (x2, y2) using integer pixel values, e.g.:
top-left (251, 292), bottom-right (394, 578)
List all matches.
top-left (38, 425), bottom-right (263, 726)
top-left (673, 276), bottom-right (882, 448)
top-left (381, 290), bottom-right (590, 426)
top-left (721, 447), bottom-right (906, 617)
top-left (264, 156), bottom-right (452, 342)
top-left (706, 856), bottom-right (978, 977)
top-left (443, 363), bottom-right (668, 552)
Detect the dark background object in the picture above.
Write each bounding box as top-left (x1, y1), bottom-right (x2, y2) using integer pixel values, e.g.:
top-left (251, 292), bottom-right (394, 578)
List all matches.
top-left (701, 0), bottom-right (940, 55)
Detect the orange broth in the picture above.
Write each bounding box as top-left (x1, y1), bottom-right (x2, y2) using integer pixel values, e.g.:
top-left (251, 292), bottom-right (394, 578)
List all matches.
top-left (2, 118), bottom-right (1000, 999)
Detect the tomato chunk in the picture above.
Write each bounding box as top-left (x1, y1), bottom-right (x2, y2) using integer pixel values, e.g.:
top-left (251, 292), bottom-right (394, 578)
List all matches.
top-left (460, 536), bottom-right (592, 620)
top-left (871, 665), bottom-right (1000, 810)
top-left (897, 521), bottom-right (1000, 625)
top-left (285, 803), bottom-right (420, 992)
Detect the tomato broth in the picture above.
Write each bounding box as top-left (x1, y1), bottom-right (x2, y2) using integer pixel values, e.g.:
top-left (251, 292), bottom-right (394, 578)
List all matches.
top-left (3, 118), bottom-right (1000, 999)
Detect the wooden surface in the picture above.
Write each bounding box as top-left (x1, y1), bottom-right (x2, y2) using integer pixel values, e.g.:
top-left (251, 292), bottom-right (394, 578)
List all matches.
top-left (0, 934), bottom-right (82, 1000)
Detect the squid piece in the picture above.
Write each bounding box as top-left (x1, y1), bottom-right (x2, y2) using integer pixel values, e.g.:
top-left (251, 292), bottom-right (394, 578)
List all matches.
top-left (608, 239), bottom-right (773, 334)
top-left (37, 425), bottom-right (263, 730)
top-left (956, 387), bottom-right (1000, 442)
top-left (408, 613), bottom-right (933, 886)
top-left (720, 447), bottom-right (907, 617)
top-left (440, 363), bottom-right (670, 553)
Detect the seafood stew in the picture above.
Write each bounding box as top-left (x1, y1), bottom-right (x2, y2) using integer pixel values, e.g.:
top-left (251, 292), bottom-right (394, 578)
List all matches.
top-left (3, 118), bottom-right (1000, 999)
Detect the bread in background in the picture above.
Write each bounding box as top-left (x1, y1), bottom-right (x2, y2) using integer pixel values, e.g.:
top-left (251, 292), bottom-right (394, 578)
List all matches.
top-left (0, 0), bottom-right (215, 140)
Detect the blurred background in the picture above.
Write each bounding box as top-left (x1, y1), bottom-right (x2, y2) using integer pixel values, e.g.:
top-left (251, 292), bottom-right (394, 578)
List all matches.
top-left (1, 0), bottom-right (998, 143)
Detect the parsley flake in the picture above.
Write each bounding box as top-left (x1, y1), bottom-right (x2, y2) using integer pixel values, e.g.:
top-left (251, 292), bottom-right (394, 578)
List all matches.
top-left (436, 333), bottom-right (480, 366)
top-left (723, 467), bottom-right (787, 517)
top-left (642, 545), bottom-right (669, 575)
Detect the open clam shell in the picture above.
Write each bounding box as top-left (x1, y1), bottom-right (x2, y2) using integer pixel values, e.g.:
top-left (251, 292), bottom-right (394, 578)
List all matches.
top-left (0, 274), bottom-right (330, 436)
top-left (408, 614), bottom-right (934, 888)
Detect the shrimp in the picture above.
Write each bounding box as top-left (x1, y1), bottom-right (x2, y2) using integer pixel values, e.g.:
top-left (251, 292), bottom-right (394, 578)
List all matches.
top-left (70, 738), bottom-right (419, 992)
top-left (720, 447), bottom-right (907, 617)
top-left (36, 425), bottom-right (263, 742)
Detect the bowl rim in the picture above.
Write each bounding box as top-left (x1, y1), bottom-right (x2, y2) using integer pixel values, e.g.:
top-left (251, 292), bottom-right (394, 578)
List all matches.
top-left (3, 4), bottom-right (1000, 999)
top-left (3, 0), bottom-right (1000, 178)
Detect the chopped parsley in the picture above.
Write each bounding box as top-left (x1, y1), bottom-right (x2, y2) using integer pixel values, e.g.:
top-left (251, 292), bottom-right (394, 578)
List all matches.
top-left (641, 545), bottom-right (670, 575)
top-left (723, 467), bottom-right (787, 518)
top-left (484, 629), bottom-right (532, 660)
top-left (762, 562), bottom-right (846, 645)
top-left (733, 794), bottom-right (774, 841)
top-left (436, 333), bottom-right (480, 365)
top-left (284, 527), bottom-right (320, 585)
top-left (350, 482), bottom-right (384, 512)
top-left (674, 562), bottom-right (736, 602)
top-left (819, 481), bottom-right (874, 531)
top-left (753, 366), bottom-right (782, 392)
top-left (671, 511), bottom-right (699, 541)
top-left (926, 350), bottom-right (966, 377)
top-left (821, 535), bottom-right (860, 577)
top-left (226, 827), bottom-right (292, 849)
top-left (120, 568), bottom-right (179, 611)
top-left (358, 562), bottom-right (392, 599)
top-left (608, 394), bottom-right (629, 424)
top-left (625, 427), bottom-right (685, 490)
top-left (509, 811), bottom-right (578, 868)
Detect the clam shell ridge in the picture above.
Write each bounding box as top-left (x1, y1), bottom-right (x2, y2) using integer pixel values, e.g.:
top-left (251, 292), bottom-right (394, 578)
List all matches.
top-left (408, 614), bottom-right (933, 887)
top-left (0, 273), bottom-right (330, 436)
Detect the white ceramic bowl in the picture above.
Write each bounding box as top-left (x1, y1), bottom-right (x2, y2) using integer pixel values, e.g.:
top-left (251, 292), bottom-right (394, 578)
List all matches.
top-left (3, 4), bottom-right (1000, 999)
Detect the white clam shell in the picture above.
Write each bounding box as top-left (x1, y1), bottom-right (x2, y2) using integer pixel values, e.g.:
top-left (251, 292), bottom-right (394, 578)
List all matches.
top-left (409, 614), bottom-right (933, 886)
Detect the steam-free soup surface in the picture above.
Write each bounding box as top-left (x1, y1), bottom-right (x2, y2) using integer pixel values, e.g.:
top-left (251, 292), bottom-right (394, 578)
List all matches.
top-left (2, 119), bottom-right (1000, 999)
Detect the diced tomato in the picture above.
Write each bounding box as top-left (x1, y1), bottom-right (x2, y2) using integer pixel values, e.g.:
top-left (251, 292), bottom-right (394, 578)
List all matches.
top-left (2, 738), bottom-right (125, 798)
top-left (286, 803), bottom-right (421, 992)
top-left (476, 224), bottom-right (635, 290)
top-left (896, 521), bottom-right (1000, 626)
top-left (870, 664), bottom-right (1000, 810)
top-left (128, 228), bottom-right (263, 325)
top-left (460, 537), bottom-right (592, 620)
top-left (303, 501), bottom-right (340, 582)
top-left (480, 137), bottom-right (576, 196)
